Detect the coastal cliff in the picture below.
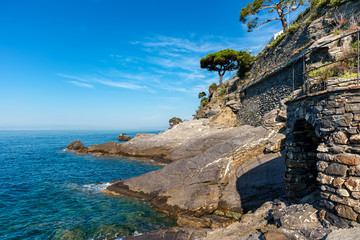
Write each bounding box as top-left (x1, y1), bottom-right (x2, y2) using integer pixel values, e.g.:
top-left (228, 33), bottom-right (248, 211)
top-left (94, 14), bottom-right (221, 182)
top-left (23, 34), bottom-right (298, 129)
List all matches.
top-left (65, 1), bottom-right (360, 239)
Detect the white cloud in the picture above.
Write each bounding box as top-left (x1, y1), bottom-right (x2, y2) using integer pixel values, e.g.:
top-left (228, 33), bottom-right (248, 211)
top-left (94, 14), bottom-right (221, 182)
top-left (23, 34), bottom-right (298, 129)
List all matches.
top-left (60, 30), bottom-right (281, 94)
top-left (96, 79), bottom-right (146, 89)
top-left (59, 73), bottom-right (146, 90)
top-left (57, 73), bottom-right (88, 82)
top-left (67, 81), bottom-right (94, 88)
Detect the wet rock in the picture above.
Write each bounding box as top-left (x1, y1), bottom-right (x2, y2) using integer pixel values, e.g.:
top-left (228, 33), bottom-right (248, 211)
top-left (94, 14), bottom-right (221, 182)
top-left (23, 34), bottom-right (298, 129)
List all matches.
top-left (124, 227), bottom-right (207, 240)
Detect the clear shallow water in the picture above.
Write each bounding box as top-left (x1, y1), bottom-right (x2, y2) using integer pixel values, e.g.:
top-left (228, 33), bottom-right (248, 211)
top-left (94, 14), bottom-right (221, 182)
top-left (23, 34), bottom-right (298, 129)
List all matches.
top-left (0, 130), bottom-right (175, 239)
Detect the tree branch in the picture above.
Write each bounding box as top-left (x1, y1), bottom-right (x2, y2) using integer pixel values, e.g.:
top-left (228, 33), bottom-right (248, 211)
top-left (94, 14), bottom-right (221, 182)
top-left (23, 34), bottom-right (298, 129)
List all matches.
top-left (257, 17), bottom-right (282, 26)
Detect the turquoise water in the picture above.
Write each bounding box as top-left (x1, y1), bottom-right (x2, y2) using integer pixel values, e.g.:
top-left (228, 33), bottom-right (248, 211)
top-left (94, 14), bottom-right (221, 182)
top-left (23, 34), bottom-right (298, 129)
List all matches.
top-left (0, 130), bottom-right (175, 239)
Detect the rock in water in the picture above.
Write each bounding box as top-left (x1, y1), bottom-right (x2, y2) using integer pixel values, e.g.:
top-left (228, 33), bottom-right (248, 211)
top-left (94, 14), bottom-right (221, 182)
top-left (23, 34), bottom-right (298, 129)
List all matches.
top-left (65, 140), bottom-right (88, 153)
top-left (118, 133), bottom-right (131, 141)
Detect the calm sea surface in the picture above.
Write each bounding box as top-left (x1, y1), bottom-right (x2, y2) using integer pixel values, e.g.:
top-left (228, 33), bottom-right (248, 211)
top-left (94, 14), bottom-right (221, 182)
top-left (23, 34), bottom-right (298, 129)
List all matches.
top-left (0, 130), bottom-right (175, 239)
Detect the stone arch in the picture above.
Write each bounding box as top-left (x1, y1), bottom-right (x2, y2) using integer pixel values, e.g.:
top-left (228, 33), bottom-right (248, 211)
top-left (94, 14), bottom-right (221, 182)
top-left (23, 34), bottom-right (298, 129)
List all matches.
top-left (285, 118), bottom-right (321, 199)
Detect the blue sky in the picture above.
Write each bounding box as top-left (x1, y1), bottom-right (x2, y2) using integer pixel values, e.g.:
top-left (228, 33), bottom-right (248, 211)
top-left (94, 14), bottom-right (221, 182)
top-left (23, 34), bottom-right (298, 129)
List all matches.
top-left (0, 0), bottom-right (296, 130)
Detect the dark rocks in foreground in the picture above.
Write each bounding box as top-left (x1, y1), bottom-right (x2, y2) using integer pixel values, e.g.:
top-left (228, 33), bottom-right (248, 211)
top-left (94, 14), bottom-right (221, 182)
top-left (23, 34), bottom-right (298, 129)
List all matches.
top-left (124, 200), bottom-right (346, 240)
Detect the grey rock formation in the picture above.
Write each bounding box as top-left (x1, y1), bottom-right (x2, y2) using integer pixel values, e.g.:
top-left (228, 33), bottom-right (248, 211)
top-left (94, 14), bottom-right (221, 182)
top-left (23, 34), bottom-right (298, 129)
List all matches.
top-left (272, 203), bottom-right (322, 229)
top-left (106, 125), bottom-right (286, 217)
top-left (69, 119), bottom-right (277, 162)
top-left (325, 226), bottom-right (360, 240)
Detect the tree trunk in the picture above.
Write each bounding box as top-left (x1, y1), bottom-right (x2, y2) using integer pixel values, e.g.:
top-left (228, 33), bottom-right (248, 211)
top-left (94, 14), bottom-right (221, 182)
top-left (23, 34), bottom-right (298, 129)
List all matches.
top-left (277, 8), bottom-right (288, 32)
top-left (218, 68), bottom-right (225, 86)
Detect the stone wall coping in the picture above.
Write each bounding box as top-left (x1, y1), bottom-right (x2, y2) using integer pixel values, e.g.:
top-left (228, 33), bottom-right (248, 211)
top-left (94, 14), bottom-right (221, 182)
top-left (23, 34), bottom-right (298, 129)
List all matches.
top-left (286, 84), bottom-right (360, 105)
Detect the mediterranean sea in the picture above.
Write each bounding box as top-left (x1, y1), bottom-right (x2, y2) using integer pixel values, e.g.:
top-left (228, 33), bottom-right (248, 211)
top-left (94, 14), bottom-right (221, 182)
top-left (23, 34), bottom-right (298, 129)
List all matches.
top-left (0, 130), bottom-right (175, 239)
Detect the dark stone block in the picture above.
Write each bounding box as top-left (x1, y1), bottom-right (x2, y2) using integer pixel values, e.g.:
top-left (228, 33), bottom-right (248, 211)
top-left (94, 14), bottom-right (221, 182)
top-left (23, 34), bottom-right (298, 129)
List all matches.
top-left (325, 163), bottom-right (348, 176)
top-left (325, 211), bottom-right (350, 228)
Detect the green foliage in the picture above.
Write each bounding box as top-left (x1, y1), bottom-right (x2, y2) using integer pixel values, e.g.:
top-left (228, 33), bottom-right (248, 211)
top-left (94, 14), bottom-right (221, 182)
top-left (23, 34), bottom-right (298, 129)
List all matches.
top-left (237, 52), bottom-right (255, 78)
top-left (218, 86), bottom-right (227, 96)
top-left (288, 23), bottom-right (300, 34)
top-left (200, 49), bottom-right (240, 72)
top-left (308, 56), bottom-right (357, 80)
top-left (209, 83), bottom-right (218, 93)
top-left (169, 117), bottom-right (183, 126)
top-left (329, 0), bottom-right (341, 6)
top-left (294, 6), bottom-right (311, 23)
top-left (314, 0), bottom-right (329, 8)
top-left (264, 33), bottom-right (287, 52)
top-left (332, 29), bottom-right (343, 35)
top-left (198, 92), bottom-right (207, 99)
top-left (304, 12), bottom-right (320, 25)
top-left (200, 97), bottom-right (209, 108)
top-left (353, 41), bottom-right (359, 50)
top-left (200, 49), bottom-right (253, 85)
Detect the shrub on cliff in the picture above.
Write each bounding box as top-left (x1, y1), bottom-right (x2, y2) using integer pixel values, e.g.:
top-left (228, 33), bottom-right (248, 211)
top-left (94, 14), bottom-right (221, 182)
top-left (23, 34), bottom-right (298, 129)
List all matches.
top-left (169, 117), bottom-right (183, 127)
top-left (198, 92), bottom-right (207, 99)
top-left (208, 83), bottom-right (218, 94)
top-left (200, 97), bottom-right (209, 108)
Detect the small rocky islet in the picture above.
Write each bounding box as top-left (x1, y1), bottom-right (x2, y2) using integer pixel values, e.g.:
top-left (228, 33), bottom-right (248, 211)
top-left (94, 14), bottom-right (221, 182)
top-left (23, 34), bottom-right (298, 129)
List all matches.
top-left (66, 1), bottom-right (360, 238)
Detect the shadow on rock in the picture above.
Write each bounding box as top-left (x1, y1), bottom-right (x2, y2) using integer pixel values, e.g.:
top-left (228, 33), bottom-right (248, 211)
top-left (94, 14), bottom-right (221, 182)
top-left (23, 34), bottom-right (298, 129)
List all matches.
top-left (236, 153), bottom-right (285, 213)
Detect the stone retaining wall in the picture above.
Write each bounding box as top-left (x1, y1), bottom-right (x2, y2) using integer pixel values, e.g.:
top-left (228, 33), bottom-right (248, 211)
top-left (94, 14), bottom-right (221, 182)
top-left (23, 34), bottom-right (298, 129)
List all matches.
top-left (286, 87), bottom-right (360, 222)
top-left (225, 62), bottom-right (304, 126)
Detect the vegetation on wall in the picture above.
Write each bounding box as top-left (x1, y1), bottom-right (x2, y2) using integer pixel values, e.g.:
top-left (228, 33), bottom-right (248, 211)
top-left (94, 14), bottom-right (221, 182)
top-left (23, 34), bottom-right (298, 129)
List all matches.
top-left (308, 49), bottom-right (359, 81)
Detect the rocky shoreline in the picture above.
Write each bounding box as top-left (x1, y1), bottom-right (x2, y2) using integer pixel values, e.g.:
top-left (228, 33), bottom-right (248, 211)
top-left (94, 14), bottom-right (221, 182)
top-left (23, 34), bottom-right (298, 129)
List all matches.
top-left (64, 107), bottom-right (360, 239)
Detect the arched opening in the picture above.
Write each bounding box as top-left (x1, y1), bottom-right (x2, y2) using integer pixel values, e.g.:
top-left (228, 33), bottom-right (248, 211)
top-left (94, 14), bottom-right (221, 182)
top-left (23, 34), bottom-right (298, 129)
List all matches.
top-left (285, 119), bottom-right (320, 199)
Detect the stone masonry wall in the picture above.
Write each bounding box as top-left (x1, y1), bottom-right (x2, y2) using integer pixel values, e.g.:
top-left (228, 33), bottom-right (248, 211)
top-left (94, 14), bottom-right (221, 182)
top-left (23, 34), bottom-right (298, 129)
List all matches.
top-left (226, 62), bottom-right (304, 126)
top-left (286, 87), bottom-right (360, 222)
